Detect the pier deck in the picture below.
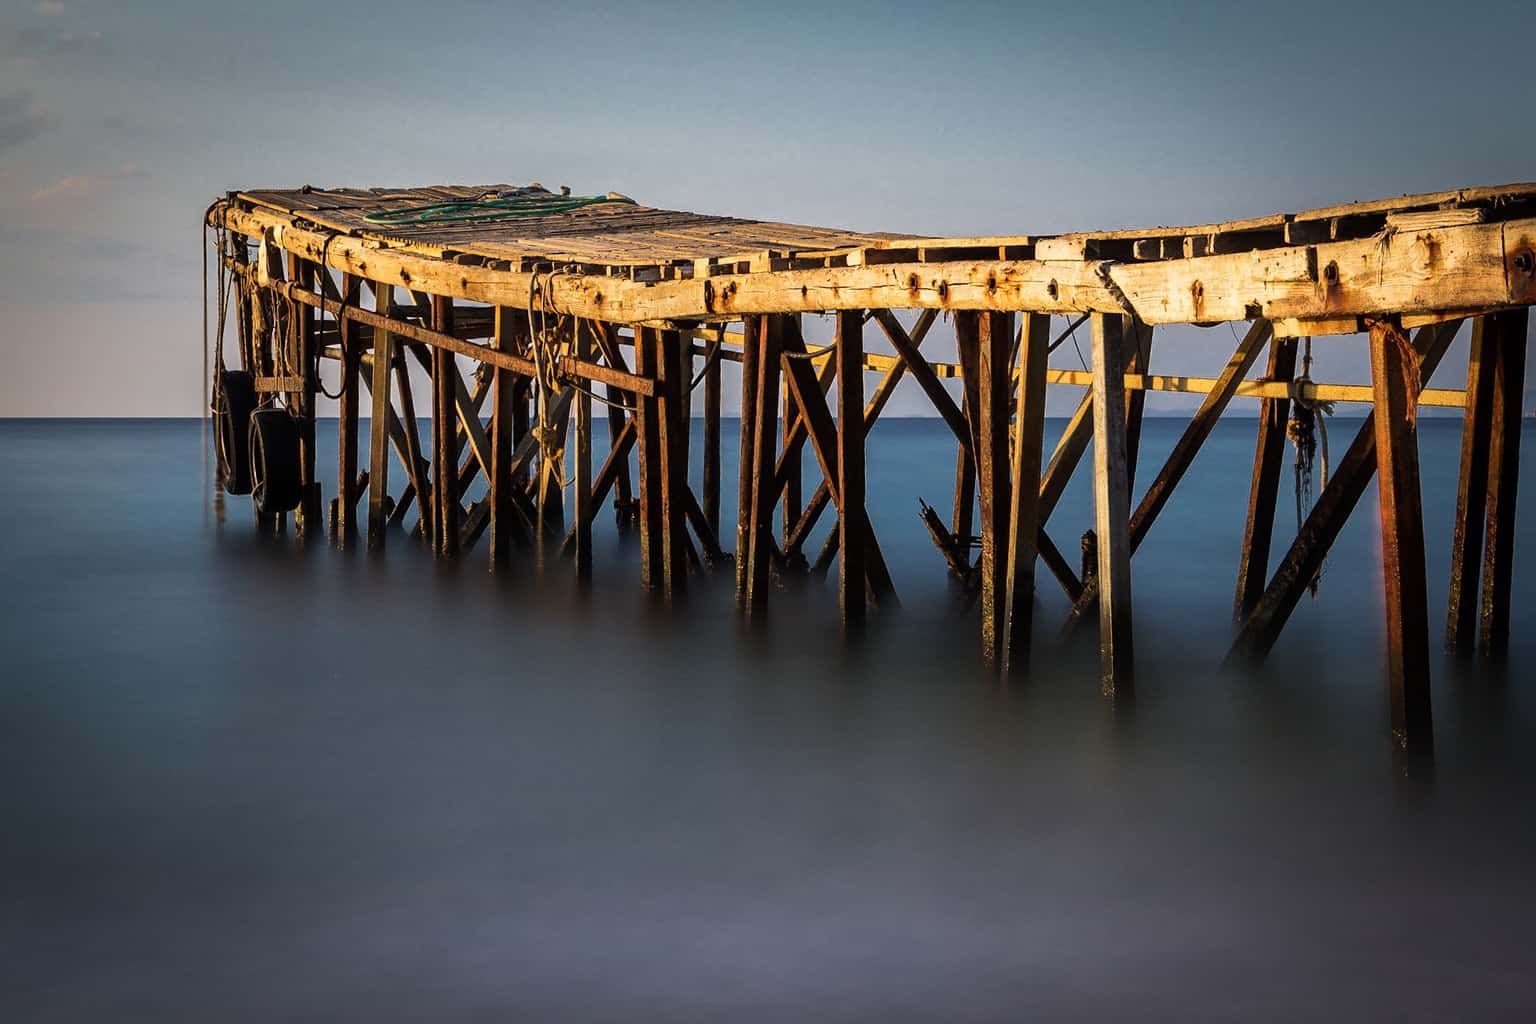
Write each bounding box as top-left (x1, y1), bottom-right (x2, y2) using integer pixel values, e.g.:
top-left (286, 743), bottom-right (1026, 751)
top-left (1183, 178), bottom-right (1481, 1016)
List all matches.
top-left (207, 181), bottom-right (1536, 770)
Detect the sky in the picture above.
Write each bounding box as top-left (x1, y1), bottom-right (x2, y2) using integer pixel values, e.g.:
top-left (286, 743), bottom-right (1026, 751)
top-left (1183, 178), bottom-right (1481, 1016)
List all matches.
top-left (0, 0), bottom-right (1533, 416)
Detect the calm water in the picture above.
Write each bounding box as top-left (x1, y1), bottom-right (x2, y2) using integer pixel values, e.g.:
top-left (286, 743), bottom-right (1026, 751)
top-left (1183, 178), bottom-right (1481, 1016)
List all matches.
top-left (3, 417), bottom-right (1535, 1021)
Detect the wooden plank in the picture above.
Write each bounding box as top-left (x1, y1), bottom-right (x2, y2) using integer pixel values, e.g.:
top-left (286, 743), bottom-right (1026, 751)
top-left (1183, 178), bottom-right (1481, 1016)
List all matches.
top-left (635, 325), bottom-right (664, 592)
top-left (745, 315), bottom-right (784, 620)
top-left (734, 315), bottom-right (761, 610)
top-left (1233, 335), bottom-right (1298, 621)
top-left (1480, 307), bottom-right (1529, 657)
top-left (835, 311), bottom-right (866, 629)
top-left (366, 282), bottom-right (393, 551)
top-left (1369, 319), bottom-right (1433, 766)
top-left (1003, 312), bottom-right (1050, 676)
top-left (1444, 318), bottom-right (1498, 652)
top-left (961, 312), bottom-right (1015, 668)
top-left (1090, 313), bottom-right (1134, 698)
top-left (1229, 321), bottom-right (1462, 662)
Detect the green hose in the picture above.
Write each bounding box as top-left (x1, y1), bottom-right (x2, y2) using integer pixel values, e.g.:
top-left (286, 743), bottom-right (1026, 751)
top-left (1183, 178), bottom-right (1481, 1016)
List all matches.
top-left (363, 191), bottom-right (635, 226)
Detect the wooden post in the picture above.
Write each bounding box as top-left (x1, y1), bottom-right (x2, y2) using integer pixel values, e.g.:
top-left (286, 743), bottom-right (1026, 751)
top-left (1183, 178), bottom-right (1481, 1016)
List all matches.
top-left (635, 326), bottom-right (664, 591)
top-left (573, 319), bottom-right (594, 580)
top-left (961, 311), bottom-right (1015, 669)
top-left (734, 316), bottom-right (762, 609)
top-left (1445, 318), bottom-right (1497, 652)
top-left (658, 328), bottom-right (690, 600)
top-left (366, 282), bottom-right (393, 551)
top-left (835, 311), bottom-right (866, 629)
top-left (1480, 308), bottom-right (1528, 658)
top-left (392, 345), bottom-right (430, 542)
top-left (745, 315), bottom-right (784, 620)
top-left (288, 254), bottom-right (321, 541)
top-left (431, 297), bottom-right (460, 558)
top-left (1089, 313), bottom-right (1134, 697)
top-left (489, 307), bottom-right (523, 567)
top-left (1003, 312), bottom-right (1051, 676)
top-left (783, 336), bottom-right (802, 548)
top-left (1369, 318), bottom-right (1432, 765)
top-left (1234, 335), bottom-right (1298, 620)
top-left (1123, 318), bottom-right (1153, 492)
top-left (703, 331), bottom-right (723, 538)
top-left (335, 274), bottom-right (361, 547)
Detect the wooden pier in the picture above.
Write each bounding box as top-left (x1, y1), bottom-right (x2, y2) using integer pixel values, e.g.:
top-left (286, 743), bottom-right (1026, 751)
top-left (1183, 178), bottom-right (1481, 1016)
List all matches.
top-left (206, 182), bottom-right (1536, 769)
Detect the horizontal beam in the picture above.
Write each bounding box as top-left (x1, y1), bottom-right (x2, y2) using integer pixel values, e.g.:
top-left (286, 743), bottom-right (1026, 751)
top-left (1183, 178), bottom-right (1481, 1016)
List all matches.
top-left (219, 201), bottom-right (1536, 326)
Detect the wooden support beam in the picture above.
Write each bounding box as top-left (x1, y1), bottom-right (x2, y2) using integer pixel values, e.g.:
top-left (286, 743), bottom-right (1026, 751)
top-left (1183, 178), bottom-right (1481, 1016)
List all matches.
top-left (366, 282), bottom-right (393, 552)
top-left (783, 359), bottom-right (802, 547)
top-left (745, 315), bottom-right (785, 620)
top-left (559, 416), bottom-right (637, 560)
top-left (1089, 313), bottom-right (1134, 697)
top-left (1122, 319), bottom-right (1153, 493)
top-left (1369, 318), bottom-right (1433, 766)
top-left (573, 320), bottom-right (595, 580)
top-left (334, 273), bottom-right (361, 547)
top-left (635, 325), bottom-right (665, 592)
top-left (590, 323), bottom-right (635, 529)
top-left (388, 346), bottom-right (430, 539)
top-left (490, 307), bottom-right (528, 566)
top-left (702, 329), bottom-right (723, 537)
top-left (287, 254), bottom-right (321, 540)
top-left (835, 311), bottom-right (867, 629)
top-left (1229, 321), bottom-right (1461, 662)
top-left (960, 311), bottom-right (1015, 669)
top-left (1479, 307), bottom-right (1528, 658)
top-left (1233, 335), bottom-right (1298, 621)
top-left (1445, 318), bottom-right (1497, 652)
top-left (871, 310), bottom-right (972, 458)
top-left (734, 315), bottom-right (762, 610)
top-left (431, 298), bottom-right (461, 557)
top-left (658, 327), bottom-right (691, 600)
top-left (1002, 312), bottom-right (1051, 676)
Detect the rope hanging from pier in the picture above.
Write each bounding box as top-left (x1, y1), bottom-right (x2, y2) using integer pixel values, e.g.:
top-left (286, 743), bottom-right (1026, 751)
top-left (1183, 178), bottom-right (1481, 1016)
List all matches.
top-left (362, 190), bottom-right (635, 226)
top-left (1286, 336), bottom-right (1332, 597)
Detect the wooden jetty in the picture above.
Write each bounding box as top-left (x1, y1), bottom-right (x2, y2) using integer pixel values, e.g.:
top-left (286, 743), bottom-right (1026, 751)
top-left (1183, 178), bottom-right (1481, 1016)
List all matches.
top-left (205, 181), bottom-right (1536, 768)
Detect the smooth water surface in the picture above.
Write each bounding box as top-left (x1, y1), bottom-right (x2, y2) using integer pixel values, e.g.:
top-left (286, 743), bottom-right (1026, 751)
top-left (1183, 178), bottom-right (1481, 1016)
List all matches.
top-left (3, 417), bottom-right (1535, 1021)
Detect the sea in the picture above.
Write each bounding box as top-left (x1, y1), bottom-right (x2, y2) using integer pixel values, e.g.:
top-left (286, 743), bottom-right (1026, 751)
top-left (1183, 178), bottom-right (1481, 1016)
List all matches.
top-left (3, 416), bottom-right (1534, 1020)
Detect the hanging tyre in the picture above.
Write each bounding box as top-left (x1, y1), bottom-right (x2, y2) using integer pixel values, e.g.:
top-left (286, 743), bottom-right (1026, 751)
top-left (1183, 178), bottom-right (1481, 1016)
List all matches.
top-left (249, 408), bottom-right (303, 514)
top-left (212, 369), bottom-right (257, 495)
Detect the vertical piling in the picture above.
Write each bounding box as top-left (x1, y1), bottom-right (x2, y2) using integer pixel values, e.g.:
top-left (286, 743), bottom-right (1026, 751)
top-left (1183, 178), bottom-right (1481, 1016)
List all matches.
top-left (635, 326), bottom-right (664, 592)
top-left (1480, 308), bottom-right (1528, 658)
top-left (335, 274), bottom-right (360, 547)
top-left (431, 297), bottom-right (460, 558)
top-left (703, 331), bottom-right (722, 538)
top-left (1089, 313), bottom-right (1135, 697)
top-left (1003, 312), bottom-right (1051, 676)
top-left (745, 315), bottom-right (784, 620)
top-left (287, 254), bottom-right (321, 541)
top-left (963, 311), bottom-right (1015, 670)
top-left (366, 282), bottom-right (393, 551)
top-left (1446, 318), bottom-right (1497, 652)
top-left (835, 311), bottom-right (867, 630)
top-left (734, 316), bottom-right (762, 609)
top-left (573, 320), bottom-right (594, 581)
top-left (489, 306), bottom-right (521, 568)
top-left (658, 328), bottom-right (690, 600)
top-left (1234, 335), bottom-right (1298, 621)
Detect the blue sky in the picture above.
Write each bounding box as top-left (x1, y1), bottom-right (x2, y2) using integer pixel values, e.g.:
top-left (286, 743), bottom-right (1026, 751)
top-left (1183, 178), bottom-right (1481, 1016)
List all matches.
top-left (1, 0), bottom-right (1533, 415)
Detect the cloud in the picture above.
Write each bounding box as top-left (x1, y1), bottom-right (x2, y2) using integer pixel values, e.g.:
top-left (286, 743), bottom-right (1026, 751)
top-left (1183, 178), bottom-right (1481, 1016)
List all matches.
top-left (29, 163), bottom-right (146, 206)
top-left (35, 2), bottom-right (66, 15)
top-left (0, 90), bottom-right (48, 153)
top-left (7, 27), bottom-right (109, 58)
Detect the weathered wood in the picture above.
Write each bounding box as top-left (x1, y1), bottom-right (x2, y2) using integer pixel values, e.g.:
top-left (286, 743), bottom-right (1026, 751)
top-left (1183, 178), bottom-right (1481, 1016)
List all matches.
top-left (1229, 321), bottom-right (1461, 661)
top-left (559, 416), bottom-right (637, 559)
top-left (1233, 335), bottom-right (1298, 621)
top-left (635, 325), bottom-right (664, 592)
top-left (658, 328), bottom-right (690, 600)
top-left (1480, 307), bottom-right (1528, 658)
top-left (366, 281), bottom-right (393, 552)
top-left (573, 320), bottom-right (594, 580)
top-left (287, 254), bottom-right (321, 541)
top-left (1122, 319), bottom-right (1153, 493)
top-left (1002, 312), bottom-right (1051, 676)
top-left (783, 367), bottom-right (802, 548)
top-left (962, 311), bottom-right (1015, 668)
top-left (1369, 319), bottom-right (1433, 765)
top-left (871, 310), bottom-right (972, 458)
top-left (1445, 318), bottom-right (1498, 652)
top-left (334, 273), bottom-right (362, 547)
top-left (388, 347), bottom-right (430, 538)
top-left (734, 315), bottom-right (761, 610)
top-left (490, 307), bottom-right (526, 566)
top-left (431, 296), bottom-right (460, 558)
top-left (702, 330), bottom-right (723, 537)
top-left (1089, 313), bottom-right (1134, 697)
top-left (745, 315), bottom-right (784, 619)
top-left (835, 311), bottom-right (867, 629)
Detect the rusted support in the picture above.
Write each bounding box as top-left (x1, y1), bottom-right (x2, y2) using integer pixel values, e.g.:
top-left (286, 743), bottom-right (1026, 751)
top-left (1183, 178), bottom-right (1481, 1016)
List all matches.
top-left (702, 328), bottom-right (723, 537)
top-left (334, 273), bottom-right (361, 547)
top-left (1369, 318), bottom-right (1433, 766)
top-left (1090, 313), bottom-right (1134, 697)
top-left (734, 316), bottom-right (762, 609)
top-left (431, 296), bottom-right (460, 558)
top-left (783, 354), bottom-right (802, 548)
top-left (1003, 312), bottom-right (1051, 676)
top-left (745, 315), bottom-right (785, 619)
top-left (1233, 335), bottom-right (1299, 621)
top-left (635, 326), bottom-right (665, 591)
top-left (366, 282), bottom-right (393, 552)
top-left (388, 346), bottom-right (430, 539)
top-left (658, 328), bottom-right (691, 600)
top-left (590, 323), bottom-right (634, 530)
top-left (951, 326), bottom-right (981, 557)
top-left (1480, 308), bottom-right (1528, 658)
top-left (559, 417), bottom-right (636, 559)
top-left (835, 311), bottom-right (867, 629)
top-left (1229, 321), bottom-right (1460, 662)
top-left (573, 320), bottom-right (595, 580)
top-left (287, 254), bottom-right (321, 541)
top-left (959, 311), bottom-right (1015, 669)
top-left (1123, 319), bottom-right (1153, 492)
top-left (1445, 318), bottom-right (1497, 652)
